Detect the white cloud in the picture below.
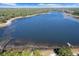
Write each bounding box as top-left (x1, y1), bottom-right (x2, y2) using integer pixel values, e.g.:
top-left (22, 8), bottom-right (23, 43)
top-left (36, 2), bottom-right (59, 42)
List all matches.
top-left (0, 0), bottom-right (79, 3)
top-left (0, 3), bottom-right (79, 8)
top-left (38, 3), bottom-right (59, 6)
top-left (37, 3), bottom-right (59, 8)
top-left (1, 3), bottom-right (16, 6)
top-left (38, 3), bottom-right (79, 8)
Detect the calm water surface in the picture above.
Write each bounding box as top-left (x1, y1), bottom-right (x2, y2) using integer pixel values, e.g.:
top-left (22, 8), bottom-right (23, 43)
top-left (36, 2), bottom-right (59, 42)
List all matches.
top-left (0, 12), bottom-right (79, 46)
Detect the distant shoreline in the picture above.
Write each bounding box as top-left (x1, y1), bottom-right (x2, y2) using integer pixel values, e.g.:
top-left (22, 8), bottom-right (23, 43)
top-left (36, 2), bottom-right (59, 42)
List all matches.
top-left (64, 12), bottom-right (79, 19)
top-left (0, 13), bottom-right (48, 28)
top-left (1, 12), bottom-right (79, 28)
top-left (0, 14), bottom-right (40, 28)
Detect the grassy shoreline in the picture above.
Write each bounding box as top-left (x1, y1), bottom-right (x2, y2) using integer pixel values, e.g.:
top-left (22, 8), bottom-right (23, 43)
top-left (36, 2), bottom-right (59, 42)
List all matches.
top-left (0, 14), bottom-right (41, 28)
top-left (64, 12), bottom-right (79, 19)
top-left (0, 13), bottom-right (49, 28)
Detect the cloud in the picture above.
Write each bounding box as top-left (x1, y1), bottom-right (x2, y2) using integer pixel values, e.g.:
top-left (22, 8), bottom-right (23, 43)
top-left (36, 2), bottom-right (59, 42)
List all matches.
top-left (4, 3), bottom-right (16, 6)
top-left (0, 3), bottom-right (16, 6)
top-left (0, 3), bottom-right (17, 8)
top-left (38, 3), bottom-right (60, 6)
top-left (0, 3), bottom-right (79, 8)
top-left (37, 3), bottom-right (79, 8)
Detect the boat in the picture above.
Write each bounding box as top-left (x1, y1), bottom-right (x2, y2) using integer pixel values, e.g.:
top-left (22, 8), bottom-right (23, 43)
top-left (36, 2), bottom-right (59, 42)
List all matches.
top-left (67, 42), bottom-right (72, 47)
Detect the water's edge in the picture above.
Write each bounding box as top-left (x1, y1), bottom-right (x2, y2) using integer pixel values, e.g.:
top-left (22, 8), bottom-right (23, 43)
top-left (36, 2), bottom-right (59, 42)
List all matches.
top-left (0, 13), bottom-right (48, 28)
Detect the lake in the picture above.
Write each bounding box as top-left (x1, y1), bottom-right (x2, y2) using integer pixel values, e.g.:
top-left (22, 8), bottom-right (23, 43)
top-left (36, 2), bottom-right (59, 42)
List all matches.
top-left (0, 12), bottom-right (79, 47)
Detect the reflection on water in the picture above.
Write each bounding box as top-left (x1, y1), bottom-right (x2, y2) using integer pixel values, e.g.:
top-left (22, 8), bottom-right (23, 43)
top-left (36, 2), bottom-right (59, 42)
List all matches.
top-left (0, 12), bottom-right (79, 47)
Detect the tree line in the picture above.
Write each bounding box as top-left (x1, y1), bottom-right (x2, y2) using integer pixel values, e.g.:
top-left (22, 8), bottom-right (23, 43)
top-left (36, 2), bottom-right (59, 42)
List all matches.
top-left (0, 8), bottom-right (53, 23)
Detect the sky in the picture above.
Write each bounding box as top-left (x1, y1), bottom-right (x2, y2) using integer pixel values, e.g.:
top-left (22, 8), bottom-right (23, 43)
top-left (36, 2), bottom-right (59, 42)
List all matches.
top-left (0, 0), bottom-right (79, 3)
top-left (0, 3), bottom-right (79, 8)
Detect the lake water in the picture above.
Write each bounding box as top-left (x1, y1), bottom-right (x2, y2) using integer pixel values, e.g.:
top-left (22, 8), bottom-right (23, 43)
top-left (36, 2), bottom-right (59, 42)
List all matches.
top-left (0, 12), bottom-right (79, 47)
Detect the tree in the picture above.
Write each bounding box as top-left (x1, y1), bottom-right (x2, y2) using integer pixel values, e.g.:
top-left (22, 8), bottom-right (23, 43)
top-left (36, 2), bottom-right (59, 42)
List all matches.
top-left (0, 8), bottom-right (54, 23)
top-left (33, 49), bottom-right (41, 56)
top-left (22, 51), bottom-right (31, 56)
top-left (58, 47), bottom-right (73, 56)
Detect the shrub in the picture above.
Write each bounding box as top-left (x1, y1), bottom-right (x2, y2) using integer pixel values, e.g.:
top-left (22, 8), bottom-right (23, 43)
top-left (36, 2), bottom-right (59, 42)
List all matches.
top-left (58, 47), bottom-right (73, 56)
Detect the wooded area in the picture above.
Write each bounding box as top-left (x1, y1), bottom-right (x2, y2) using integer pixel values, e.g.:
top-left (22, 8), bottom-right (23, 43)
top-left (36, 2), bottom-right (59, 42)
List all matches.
top-left (0, 8), bottom-right (53, 23)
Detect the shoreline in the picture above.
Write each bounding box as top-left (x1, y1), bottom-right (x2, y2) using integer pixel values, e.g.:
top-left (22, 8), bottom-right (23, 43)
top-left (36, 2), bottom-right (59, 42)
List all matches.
top-left (64, 12), bottom-right (79, 19)
top-left (1, 12), bottom-right (79, 28)
top-left (0, 13), bottom-right (44, 28)
top-left (0, 17), bottom-right (23, 28)
top-left (63, 12), bottom-right (79, 23)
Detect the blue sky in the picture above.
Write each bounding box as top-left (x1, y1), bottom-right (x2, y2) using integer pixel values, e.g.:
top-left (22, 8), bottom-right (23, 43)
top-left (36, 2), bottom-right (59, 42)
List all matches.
top-left (0, 3), bottom-right (79, 8)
